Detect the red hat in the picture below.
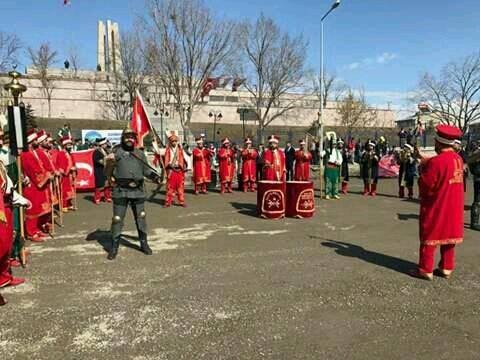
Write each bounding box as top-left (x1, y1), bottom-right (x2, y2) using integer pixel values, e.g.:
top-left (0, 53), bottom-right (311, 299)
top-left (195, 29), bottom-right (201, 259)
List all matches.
top-left (222, 137), bottom-right (230, 145)
top-left (268, 135), bottom-right (279, 144)
top-left (36, 130), bottom-right (47, 143)
top-left (61, 136), bottom-right (72, 146)
top-left (27, 128), bottom-right (38, 143)
top-left (435, 124), bottom-right (462, 145)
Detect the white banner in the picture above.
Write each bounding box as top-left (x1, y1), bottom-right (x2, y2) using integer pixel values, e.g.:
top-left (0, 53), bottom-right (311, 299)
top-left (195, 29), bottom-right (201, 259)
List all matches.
top-left (81, 129), bottom-right (123, 145)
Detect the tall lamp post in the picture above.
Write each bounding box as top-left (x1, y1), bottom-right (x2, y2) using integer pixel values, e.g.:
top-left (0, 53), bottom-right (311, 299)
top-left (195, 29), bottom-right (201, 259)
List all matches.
top-left (4, 66), bottom-right (27, 106)
top-left (318, 0), bottom-right (341, 196)
top-left (154, 107), bottom-right (169, 145)
top-left (237, 108), bottom-right (250, 139)
top-left (209, 110), bottom-right (222, 145)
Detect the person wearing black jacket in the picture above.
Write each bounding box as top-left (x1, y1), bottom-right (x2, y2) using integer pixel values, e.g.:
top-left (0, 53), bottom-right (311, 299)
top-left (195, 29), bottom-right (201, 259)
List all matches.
top-left (284, 141), bottom-right (296, 181)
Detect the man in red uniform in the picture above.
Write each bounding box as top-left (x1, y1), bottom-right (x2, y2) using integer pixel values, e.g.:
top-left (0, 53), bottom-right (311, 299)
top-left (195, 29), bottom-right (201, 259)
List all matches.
top-left (218, 138), bottom-right (235, 194)
top-left (56, 136), bottom-right (76, 211)
top-left (262, 135), bottom-right (286, 182)
top-left (241, 138), bottom-right (258, 192)
top-left (0, 159), bottom-right (30, 291)
top-left (192, 137), bottom-right (212, 194)
top-left (294, 139), bottom-right (312, 181)
top-left (411, 124), bottom-right (464, 280)
top-left (20, 130), bottom-right (52, 242)
top-left (164, 132), bottom-right (187, 207)
top-left (36, 130), bottom-right (60, 229)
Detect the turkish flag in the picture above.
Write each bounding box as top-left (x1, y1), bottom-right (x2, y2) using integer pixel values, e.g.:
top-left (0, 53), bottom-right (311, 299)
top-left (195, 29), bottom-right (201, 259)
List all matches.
top-left (131, 92), bottom-right (152, 148)
top-left (72, 149), bottom-right (95, 190)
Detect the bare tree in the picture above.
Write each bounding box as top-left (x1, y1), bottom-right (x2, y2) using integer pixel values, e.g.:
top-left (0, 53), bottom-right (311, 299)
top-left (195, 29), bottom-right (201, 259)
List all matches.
top-left (100, 80), bottom-right (131, 121)
top-left (68, 45), bottom-right (81, 75)
top-left (311, 71), bottom-right (347, 107)
top-left (0, 32), bottom-right (22, 72)
top-left (336, 88), bottom-right (378, 136)
top-left (118, 29), bottom-right (148, 103)
top-left (28, 43), bottom-right (58, 118)
top-left (416, 51), bottom-right (480, 133)
top-left (141, 0), bottom-right (236, 137)
top-left (235, 14), bottom-right (308, 142)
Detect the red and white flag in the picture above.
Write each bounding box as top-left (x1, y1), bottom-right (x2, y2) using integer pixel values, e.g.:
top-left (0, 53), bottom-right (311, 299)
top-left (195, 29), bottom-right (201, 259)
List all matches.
top-left (72, 149), bottom-right (95, 190)
top-left (131, 91), bottom-right (153, 148)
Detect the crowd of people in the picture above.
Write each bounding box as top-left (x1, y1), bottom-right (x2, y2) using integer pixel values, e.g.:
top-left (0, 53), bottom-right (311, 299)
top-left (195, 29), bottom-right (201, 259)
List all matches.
top-left (0, 127), bottom-right (77, 305)
top-left (1, 122), bottom-right (479, 304)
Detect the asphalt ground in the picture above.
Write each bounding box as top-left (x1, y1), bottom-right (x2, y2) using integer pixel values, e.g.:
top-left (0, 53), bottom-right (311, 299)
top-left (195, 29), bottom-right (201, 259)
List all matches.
top-left (1, 178), bottom-right (479, 360)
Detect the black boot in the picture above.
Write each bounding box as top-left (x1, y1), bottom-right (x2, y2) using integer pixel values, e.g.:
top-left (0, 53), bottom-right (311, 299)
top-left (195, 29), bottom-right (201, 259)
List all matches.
top-left (471, 202), bottom-right (480, 231)
top-left (139, 238), bottom-right (153, 255)
top-left (107, 239), bottom-right (119, 260)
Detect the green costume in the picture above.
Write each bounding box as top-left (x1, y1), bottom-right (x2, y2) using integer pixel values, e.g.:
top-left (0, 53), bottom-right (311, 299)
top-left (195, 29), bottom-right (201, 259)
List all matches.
top-left (323, 147), bottom-right (343, 198)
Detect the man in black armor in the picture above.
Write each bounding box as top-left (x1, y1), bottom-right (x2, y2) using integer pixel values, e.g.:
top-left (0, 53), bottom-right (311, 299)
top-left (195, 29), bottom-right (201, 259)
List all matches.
top-left (104, 126), bottom-right (161, 260)
top-left (468, 141), bottom-right (480, 231)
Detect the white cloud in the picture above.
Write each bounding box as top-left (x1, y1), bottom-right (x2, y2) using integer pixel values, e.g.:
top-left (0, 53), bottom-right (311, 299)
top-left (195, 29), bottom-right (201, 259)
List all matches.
top-left (345, 52), bottom-right (398, 71)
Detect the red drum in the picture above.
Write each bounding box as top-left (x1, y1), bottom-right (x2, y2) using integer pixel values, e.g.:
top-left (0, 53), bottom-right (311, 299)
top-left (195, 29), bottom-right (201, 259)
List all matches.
top-left (286, 181), bottom-right (315, 218)
top-left (257, 180), bottom-right (286, 219)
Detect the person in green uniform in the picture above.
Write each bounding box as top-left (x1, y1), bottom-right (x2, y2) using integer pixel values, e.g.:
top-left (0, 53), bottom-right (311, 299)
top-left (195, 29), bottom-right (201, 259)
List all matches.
top-left (322, 138), bottom-right (343, 200)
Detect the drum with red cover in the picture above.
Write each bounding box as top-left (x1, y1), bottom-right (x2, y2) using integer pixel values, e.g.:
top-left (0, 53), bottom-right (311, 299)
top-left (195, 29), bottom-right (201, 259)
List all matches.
top-left (257, 180), bottom-right (285, 219)
top-left (286, 181), bottom-right (315, 218)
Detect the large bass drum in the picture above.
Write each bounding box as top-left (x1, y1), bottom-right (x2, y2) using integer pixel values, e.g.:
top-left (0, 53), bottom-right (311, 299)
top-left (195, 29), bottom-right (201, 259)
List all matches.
top-left (286, 181), bottom-right (315, 218)
top-left (257, 180), bottom-right (285, 219)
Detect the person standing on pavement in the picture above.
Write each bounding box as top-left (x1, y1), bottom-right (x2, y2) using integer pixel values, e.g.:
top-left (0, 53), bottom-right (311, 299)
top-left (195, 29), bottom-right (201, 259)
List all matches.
top-left (93, 138), bottom-right (111, 204)
top-left (411, 124), bottom-right (464, 280)
top-left (262, 135), bottom-right (286, 182)
top-left (284, 141), bottom-right (296, 181)
top-left (293, 139), bottom-right (312, 181)
top-left (104, 126), bottom-right (161, 260)
top-left (467, 141), bottom-right (480, 231)
top-left (323, 139), bottom-right (343, 200)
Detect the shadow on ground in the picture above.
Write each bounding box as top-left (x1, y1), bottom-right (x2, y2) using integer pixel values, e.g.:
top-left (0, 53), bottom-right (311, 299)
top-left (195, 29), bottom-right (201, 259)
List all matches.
top-left (320, 239), bottom-right (416, 276)
top-left (85, 229), bottom-right (142, 253)
top-left (230, 202), bottom-right (257, 217)
top-left (397, 213), bottom-right (420, 221)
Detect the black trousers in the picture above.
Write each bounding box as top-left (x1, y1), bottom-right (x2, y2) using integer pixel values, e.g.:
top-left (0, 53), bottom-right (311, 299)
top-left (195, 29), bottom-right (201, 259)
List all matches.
top-left (111, 197), bottom-right (147, 242)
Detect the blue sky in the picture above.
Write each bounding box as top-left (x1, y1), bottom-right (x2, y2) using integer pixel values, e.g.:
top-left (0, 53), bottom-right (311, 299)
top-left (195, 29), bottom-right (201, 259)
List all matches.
top-left (3, 0), bottom-right (480, 116)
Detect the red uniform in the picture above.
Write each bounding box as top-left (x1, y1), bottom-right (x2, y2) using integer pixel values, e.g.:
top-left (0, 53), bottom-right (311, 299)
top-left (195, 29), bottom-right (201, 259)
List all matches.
top-left (164, 145), bottom-right (186, 206)
top-left (262, 149), bottom-right (286, 182)
top-left (192, 147), bottom-right (212, 194)
top-left (21, 150), bottom-right (52, 239)
top-left (37, 148), bottom-right (60, 212)
top-left (218, 147), bottom-right (235, 193)
top-left (294, 149), bottom-right (312, 181)
top-left (241, 148), bottom-right (258, 192)
top-left (0, 165), bottom-right (13, 286)
top-left (56, 150), bottom-right (76, 209)
top-left (418, 149), bottom-right (464, 274)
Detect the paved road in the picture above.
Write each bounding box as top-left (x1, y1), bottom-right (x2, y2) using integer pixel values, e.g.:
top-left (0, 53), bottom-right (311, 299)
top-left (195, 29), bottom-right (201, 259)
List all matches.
top-left (1, 178), bottom-right (479, 359)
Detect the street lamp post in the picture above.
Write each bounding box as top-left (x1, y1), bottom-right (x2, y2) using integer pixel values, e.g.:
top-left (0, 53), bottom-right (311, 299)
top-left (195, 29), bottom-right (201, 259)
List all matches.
top-left (237, 108), bottom-right (250, 139)
top-left (154, 107), bottom-right (169, 145)
top-left (209, 110), bottom-right (223, 145)
top-left (318, 0), bottom-right (341, 196)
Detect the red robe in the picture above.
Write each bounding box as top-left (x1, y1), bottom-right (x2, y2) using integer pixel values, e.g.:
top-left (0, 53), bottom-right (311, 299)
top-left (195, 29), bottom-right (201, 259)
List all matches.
top-left (262, 149), bottom-right (286, 181)
top-left (36, 148), bottom-right (59, 206)
top-left (241, 148), bottom-right (258, 182)
top-left (218, 148), bottom-right (235, 183)
top-left (192, 148), bottom-right (212, 185)
top-left (56, 150), bottom-right (75, 207)
top-left (419, 149), bottom-right (464, 245)
top-left (164, 146), bottom-right (186, 205)
top-left (20, 150), bottom-right (52, 236)
top-left (294, 149), bottom-right (312, 181)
